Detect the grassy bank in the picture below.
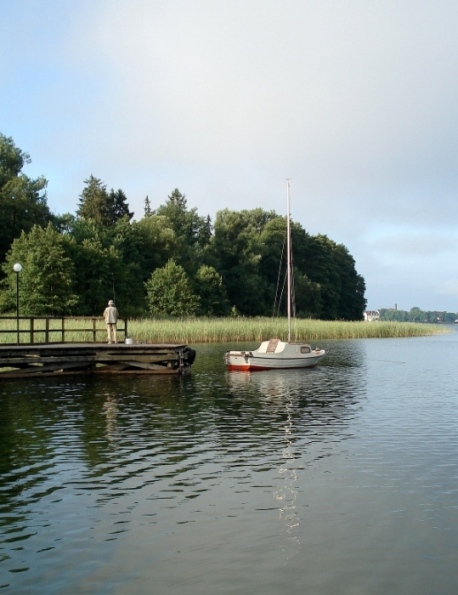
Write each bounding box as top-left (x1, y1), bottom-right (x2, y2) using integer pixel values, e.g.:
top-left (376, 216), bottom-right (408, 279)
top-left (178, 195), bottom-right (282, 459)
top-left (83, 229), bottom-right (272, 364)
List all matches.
top-left (0, 316), bottom-right (447, 344)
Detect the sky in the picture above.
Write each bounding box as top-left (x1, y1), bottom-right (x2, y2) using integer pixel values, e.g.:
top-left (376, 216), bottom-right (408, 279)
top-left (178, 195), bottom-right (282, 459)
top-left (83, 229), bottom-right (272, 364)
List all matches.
top-left (2, 0), bottom-right (458, 313)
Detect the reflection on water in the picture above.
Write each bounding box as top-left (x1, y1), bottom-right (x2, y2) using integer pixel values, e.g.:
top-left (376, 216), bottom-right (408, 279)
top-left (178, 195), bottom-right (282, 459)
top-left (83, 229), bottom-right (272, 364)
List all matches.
top-left (1, 334), bottom-right (458, 594)
top-left (225, 364), bottom-right (367, 563)
top-left (102, 393), bottom-right (119, 444)
top-left (272, 385), bottom-right (300, 561)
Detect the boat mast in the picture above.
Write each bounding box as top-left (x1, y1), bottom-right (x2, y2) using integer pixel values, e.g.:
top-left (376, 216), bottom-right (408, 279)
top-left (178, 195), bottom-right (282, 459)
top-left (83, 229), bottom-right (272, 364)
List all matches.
top-left (286, 179), bottom-right (291, 342)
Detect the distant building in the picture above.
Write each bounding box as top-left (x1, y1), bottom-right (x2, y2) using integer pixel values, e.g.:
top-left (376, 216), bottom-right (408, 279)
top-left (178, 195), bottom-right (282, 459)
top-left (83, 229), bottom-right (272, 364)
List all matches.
top-left (364, 310), bottom-right (380, 322)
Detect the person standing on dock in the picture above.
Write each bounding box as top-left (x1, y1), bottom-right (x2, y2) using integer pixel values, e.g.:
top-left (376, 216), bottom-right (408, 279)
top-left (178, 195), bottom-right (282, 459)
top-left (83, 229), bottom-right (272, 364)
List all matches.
top-left (103, 300), bottom-right (119, 344)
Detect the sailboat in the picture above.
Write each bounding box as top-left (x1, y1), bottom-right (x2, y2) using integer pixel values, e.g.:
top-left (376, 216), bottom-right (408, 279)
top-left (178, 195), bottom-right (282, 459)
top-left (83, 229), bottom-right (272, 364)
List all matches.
top-left (225, 181), bottom-right (326, 371)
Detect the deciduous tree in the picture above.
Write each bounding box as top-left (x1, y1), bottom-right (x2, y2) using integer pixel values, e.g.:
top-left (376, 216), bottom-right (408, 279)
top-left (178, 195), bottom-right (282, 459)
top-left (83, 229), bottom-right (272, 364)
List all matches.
top-left (0, 223), bottom-right (77, 315)
top-left (210, 208), bottom-right (278, 315)
top-left (156, 189), bottom-right (211, 273)
top-left (146, 259), bottom-right (199, 316)
top-left (0, 133), bottom-right (52, 265)
top-left (194, 265), bottom-right (230, 316)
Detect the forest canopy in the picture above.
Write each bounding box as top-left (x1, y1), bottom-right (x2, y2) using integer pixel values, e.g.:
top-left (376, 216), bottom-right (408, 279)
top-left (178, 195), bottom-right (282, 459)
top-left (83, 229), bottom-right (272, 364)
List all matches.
top-left (0, 133), bottom-right (367, 319)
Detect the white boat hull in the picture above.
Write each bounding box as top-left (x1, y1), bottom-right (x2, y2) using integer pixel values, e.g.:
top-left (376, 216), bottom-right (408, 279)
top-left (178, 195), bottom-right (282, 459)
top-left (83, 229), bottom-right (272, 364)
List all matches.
top-left (225, 339), bottom-right (325, 371)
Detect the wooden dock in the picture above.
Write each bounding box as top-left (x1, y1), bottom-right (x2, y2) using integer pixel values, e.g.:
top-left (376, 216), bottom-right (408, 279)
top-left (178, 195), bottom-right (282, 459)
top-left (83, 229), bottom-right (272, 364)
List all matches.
top-left (0, 342), bottom-right (197, 379)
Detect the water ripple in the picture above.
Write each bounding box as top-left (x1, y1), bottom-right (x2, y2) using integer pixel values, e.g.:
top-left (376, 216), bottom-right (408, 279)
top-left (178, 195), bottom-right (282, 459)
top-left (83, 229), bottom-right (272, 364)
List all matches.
top-left (1, 337), bottom-right (458, 593)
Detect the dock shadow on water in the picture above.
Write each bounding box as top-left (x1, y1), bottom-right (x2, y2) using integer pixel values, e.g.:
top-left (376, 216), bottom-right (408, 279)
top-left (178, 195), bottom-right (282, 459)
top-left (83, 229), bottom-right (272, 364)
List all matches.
top-left (1, 333), bottom-right (458, 594)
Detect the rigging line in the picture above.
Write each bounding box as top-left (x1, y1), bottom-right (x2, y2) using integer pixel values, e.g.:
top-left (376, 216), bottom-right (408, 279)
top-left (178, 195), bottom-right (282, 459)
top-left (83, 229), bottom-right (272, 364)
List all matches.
top-left (277, 273), bottom-right (287, 318)
top-left (290, 243), bottom-right (296, 318)
top-left (273, 236), bottom-right (287, 318)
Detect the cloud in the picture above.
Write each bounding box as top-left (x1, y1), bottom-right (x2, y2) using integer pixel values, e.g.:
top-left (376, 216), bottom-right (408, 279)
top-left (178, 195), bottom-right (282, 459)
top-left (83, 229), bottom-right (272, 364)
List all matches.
top-left (2, 0), bottom-right (458, 311)
top-left (368, 227), bottom-right (456, 261)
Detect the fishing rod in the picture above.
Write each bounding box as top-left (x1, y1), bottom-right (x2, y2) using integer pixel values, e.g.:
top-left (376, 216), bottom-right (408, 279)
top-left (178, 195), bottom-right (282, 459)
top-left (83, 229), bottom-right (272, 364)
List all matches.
top-left (112, 273), bottom-right (116, 306)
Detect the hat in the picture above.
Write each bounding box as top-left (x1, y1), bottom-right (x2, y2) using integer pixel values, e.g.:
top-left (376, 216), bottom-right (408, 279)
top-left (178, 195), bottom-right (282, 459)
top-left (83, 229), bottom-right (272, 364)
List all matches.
top-left (108, 300), bottom-right (114, 306)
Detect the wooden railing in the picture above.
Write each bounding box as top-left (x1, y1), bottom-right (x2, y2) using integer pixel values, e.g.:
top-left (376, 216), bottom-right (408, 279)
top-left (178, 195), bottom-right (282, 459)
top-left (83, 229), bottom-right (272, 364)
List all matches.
top-left (0, 316), bottom-right (129, 345)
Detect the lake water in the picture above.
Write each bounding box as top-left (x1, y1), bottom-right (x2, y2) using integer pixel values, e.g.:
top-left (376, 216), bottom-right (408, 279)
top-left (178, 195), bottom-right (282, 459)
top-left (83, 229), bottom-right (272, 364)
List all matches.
top-left (1, 329), bottom-right (458, 594)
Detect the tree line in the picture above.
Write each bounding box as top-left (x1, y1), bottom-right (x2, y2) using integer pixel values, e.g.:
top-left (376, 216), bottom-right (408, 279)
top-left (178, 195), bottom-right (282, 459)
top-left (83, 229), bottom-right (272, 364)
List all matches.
top-left (0, 133), bottom-right (367, 319)
top-left (379, 308), bottom-right (457, 324)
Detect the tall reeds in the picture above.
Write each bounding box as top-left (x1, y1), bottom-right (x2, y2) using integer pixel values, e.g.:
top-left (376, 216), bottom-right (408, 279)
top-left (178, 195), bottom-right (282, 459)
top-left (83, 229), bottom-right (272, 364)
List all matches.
top-left (127, 317), bottom-right (445, 344)
top-left (0, 316), bottom-right (447, 344)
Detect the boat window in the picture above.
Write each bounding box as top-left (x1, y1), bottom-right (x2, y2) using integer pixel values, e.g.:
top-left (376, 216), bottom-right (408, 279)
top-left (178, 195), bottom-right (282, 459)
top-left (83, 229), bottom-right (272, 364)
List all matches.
top-left (300, 346), bottom-right (311, 354)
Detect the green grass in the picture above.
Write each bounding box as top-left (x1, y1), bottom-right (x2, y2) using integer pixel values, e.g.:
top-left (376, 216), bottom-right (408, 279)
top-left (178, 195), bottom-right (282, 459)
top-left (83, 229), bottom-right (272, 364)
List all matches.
top-left (0, 316), bottom-right (448, 344)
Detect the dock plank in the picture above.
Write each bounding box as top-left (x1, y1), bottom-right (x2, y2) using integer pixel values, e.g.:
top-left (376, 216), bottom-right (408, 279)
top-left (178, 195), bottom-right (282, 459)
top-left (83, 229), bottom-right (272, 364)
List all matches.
top-left (0, 342), bottom-right (196, 379)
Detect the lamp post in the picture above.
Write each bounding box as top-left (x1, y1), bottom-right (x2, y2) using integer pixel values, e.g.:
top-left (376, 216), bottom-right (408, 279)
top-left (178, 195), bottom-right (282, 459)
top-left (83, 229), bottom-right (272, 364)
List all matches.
top-left (13, 263), bottom-right (22, 344)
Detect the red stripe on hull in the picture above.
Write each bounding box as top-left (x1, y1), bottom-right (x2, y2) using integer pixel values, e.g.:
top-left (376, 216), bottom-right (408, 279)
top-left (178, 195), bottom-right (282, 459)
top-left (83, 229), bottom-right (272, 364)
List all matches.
top-left (226, 364), bottom-right (282, 371)
top-left (226, 361), bottom-right (321, 371)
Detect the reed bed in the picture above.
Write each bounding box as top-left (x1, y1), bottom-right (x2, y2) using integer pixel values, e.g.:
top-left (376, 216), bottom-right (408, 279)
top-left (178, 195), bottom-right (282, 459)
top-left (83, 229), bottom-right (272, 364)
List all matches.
top-left (0, 316), bottom-right (447, 345)
top-left (127, 317), bottom-right (446, 344)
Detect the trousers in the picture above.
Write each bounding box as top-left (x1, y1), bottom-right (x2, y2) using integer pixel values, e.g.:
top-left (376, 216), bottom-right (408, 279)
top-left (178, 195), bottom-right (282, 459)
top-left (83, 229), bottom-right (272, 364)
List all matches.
top-left (106, 323), bottom-right (117, 343)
